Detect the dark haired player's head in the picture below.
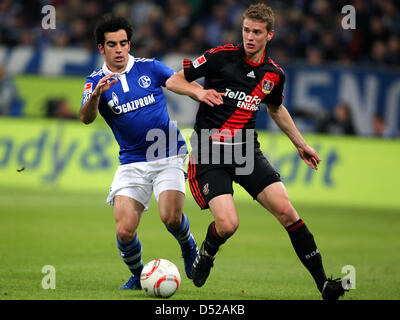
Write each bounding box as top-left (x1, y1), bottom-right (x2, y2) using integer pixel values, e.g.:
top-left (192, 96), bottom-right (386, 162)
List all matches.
top-left (94, 15), bottom-right (133, 46)
top-left (94, 16), bottom-right (133, 73)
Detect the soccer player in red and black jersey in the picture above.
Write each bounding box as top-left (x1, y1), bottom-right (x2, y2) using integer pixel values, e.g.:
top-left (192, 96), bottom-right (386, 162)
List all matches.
top-left (166, 3), bottom-right (350, 300)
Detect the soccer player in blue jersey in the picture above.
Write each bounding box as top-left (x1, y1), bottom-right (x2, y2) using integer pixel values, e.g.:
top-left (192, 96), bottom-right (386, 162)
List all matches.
top-left (80, 16), bottom-right (198, 290)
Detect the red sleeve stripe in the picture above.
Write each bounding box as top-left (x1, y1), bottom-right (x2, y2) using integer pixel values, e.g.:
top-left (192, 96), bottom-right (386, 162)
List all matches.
top-left (268, 58), bottom-right (284, 73)
top-left (206, 44), bottom-right (239, 54)
top-left (183, 59), bottom-right (191, 68)
top-left (210, 48), bottom-right (238, 54)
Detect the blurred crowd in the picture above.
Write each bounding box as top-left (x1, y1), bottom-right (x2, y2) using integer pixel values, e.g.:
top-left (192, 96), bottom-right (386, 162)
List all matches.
top-left (0, 0), bottom-right (400, 68)
top-left (0, 0), bottom-right (399, 138)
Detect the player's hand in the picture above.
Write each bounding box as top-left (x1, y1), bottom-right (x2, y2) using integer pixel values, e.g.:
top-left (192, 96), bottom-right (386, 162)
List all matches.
top-left (93, 73), bottom-right (118, 96)
top-left (297, 145), bottom-right (321, 170)
top-left (197, 89), bottom-right (225, 107)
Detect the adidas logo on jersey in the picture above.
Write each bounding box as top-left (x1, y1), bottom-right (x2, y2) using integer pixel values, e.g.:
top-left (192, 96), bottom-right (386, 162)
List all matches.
top-left (246, 71), bottom-right (255, 78)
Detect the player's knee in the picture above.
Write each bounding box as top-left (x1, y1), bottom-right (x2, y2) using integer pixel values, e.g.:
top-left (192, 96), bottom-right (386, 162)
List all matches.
top-left (160, 210), bottom-right (182, 230)
top-left (217, 219), bottom-right (239, 238)
top-left (275, 203), bottom-right (299, 226)
top-left (116, 226), bottom-right (136, 243)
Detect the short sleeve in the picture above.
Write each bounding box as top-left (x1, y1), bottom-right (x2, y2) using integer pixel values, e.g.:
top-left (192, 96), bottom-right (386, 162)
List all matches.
top-left (264, 72), bottom-right (285, 106)
top-left (152, 59), bottom-right (175, 87)
top-left (81, 78), bottom-right (96, 107)
top-left (183, 49), bottom-right (221, 82)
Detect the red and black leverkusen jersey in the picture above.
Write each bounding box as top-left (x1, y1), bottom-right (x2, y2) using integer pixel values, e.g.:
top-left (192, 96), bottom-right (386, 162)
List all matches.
top-left (183, 43), bottom-right (285, 146)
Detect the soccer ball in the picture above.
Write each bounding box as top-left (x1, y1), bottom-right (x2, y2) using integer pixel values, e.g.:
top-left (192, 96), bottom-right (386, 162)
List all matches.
top-left (140, 259), bottom-right (181, 298)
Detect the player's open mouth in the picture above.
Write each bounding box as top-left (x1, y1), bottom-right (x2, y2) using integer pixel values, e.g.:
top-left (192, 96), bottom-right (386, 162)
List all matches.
top-left (246, 43), bottom-right (255, 49)
top-left (115, 56), bottom-right (124, 62)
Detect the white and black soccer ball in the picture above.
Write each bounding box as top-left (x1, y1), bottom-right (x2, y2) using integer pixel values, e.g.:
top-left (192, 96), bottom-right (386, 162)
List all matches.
top-left (140, 259), bottom-right (181, 298)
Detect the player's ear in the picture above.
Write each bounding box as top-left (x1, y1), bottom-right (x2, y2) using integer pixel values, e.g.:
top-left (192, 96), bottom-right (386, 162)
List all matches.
top-left (267, 30), bottom-right (274, 42)
top-left (98, 43), bottom-right (105, 55)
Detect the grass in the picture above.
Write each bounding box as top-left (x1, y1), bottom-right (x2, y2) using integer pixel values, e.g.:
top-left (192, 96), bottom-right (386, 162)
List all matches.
top-left (0, 187), bottom-right (399, 300)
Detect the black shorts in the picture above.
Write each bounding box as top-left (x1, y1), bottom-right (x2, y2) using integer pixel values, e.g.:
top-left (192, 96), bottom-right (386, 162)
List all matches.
top-left (187, 148), bottom-right (281, 210)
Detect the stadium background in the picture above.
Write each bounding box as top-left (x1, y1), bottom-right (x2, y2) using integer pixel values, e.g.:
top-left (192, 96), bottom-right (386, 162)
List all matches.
top-left (0, 0), bottom-right (399, 301)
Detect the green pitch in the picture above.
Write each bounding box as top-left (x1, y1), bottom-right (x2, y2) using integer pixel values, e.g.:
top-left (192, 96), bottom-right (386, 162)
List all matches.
top-left (0, 187), bottom-right (399, 300)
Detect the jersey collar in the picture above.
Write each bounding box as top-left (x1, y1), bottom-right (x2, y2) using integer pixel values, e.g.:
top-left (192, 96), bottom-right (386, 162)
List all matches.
top-left (102, 54), bottom-right (135, 76)
top-left (239, 43), bottom-right (268, 67)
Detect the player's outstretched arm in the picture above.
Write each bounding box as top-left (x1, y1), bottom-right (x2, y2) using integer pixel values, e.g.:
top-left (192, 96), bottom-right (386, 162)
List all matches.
top-left (267, 103), bottom-right (321, 170)
top-left (80, 73), bottom-right (118, 124)
top-left (166, 70), bottom-right (224, 107)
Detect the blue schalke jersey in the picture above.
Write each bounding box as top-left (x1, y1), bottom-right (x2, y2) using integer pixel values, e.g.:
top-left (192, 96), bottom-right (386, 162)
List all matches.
top-left (81, 55), bottom-right (187, 164)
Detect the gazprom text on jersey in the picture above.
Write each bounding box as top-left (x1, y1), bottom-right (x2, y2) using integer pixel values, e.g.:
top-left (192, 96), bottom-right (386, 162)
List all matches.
top-left (109, 94), bottom-right (156, 114)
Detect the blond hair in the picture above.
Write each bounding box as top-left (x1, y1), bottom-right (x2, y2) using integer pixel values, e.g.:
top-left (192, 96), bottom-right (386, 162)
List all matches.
top-left (242, 3), bottom-right (275, 32)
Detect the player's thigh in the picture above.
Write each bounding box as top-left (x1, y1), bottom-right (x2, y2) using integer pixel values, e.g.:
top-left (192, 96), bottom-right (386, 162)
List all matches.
top-left (209, 194), bottom-right (239, 237)
top-left (114, 195), bottom-right (145, 241)
top-left (256, 182), bottom-right (299, 227)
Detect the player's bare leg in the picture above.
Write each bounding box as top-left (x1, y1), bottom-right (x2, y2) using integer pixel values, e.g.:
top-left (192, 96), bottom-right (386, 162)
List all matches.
top-left (257, 182), bottom-right (349, 299)
top-left (159, 190), bottom-right (199, 279)
top-left (114, 195), bottom-right (145, 289)
top-left (192, 194), bottom-right (238, 287)
top-left (158, 190), bottom-right (185, 229)
top-left (210, 194), bottom-right (240, 239)
top-left (256, 181), bottom-right (299, 227)
top-left (114, 195), bottom-right (144, 242)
